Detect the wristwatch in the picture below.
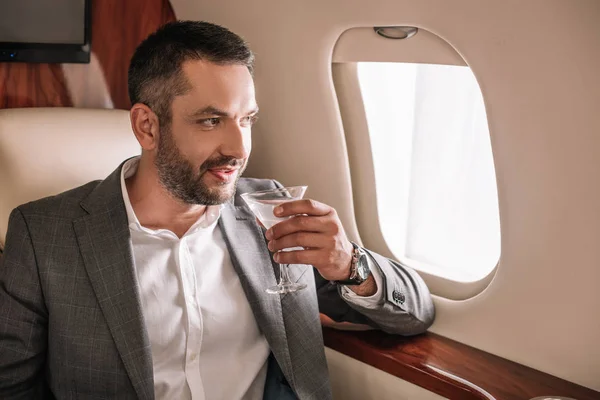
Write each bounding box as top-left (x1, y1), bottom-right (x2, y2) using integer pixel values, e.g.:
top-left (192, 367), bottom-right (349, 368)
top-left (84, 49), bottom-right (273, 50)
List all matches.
top-left (334, 242), bottom-right (371, 285)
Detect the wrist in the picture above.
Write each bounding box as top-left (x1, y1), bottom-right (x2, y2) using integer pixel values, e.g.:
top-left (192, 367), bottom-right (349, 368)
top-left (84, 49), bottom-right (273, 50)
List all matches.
top-left (334, 242), bottom-right (372, 286)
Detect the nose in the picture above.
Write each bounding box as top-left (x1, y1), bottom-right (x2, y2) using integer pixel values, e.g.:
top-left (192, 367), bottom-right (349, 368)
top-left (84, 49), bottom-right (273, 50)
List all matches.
top-left (220, 123), bottom-right (251, 160)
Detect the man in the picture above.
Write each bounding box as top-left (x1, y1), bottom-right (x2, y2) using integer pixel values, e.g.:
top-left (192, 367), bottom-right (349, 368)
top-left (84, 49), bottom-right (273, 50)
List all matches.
top-left (0, 21), bottom-right (434, 400)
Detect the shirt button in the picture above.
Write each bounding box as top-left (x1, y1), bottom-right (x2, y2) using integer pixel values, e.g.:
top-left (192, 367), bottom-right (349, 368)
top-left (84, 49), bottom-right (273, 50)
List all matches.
top-left (190, 353), bottom-right (198, 361)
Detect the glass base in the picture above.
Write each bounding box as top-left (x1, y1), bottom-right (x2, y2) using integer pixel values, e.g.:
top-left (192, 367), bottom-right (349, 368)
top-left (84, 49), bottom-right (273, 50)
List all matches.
top-left (266, 282), bottom-right (307, 294)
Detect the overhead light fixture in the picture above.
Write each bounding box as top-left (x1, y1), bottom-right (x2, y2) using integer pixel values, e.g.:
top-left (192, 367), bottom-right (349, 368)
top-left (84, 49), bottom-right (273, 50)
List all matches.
top-left (373, 26), bottom-right (418, 40)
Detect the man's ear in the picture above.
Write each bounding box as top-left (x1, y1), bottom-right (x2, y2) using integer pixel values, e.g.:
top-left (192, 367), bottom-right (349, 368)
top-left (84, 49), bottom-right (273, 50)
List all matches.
top-left (130, 104), bottom-right (161, 151)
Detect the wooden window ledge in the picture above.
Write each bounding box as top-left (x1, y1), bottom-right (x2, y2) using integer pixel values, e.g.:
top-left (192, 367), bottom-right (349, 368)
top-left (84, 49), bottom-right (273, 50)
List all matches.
top-left (322, 327), bottom-right (600, 400)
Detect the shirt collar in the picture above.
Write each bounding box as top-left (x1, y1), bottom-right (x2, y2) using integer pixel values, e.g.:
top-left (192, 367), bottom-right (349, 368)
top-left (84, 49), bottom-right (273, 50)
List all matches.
top-left (120, 156), bottom-right (224, 236)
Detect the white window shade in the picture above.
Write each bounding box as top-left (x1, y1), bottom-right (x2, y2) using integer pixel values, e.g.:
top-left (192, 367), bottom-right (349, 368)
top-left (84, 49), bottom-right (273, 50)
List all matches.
top-left (357, 62), bottom-right (500, 282)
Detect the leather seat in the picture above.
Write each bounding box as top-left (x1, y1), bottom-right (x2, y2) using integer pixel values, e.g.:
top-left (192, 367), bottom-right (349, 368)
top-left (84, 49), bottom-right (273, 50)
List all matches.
top-left (0, 108), bottom-right (140, 250)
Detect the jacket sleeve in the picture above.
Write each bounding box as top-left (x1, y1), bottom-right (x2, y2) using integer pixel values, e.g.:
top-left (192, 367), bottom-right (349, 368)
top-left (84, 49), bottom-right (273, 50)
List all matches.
top-left (316, 247), bottom-right (435, 336)
top-left (0, 208), bottom-right (51, 399)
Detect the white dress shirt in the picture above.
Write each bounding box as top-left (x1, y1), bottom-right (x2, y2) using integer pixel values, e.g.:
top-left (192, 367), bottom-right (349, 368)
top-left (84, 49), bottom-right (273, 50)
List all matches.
top-left (121, 158), bottom-right (270, 400)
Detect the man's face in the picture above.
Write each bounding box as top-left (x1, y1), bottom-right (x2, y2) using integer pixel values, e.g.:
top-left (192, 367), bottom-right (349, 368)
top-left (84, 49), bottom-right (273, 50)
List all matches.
top-left (155, 60), bottom-right (257, 205)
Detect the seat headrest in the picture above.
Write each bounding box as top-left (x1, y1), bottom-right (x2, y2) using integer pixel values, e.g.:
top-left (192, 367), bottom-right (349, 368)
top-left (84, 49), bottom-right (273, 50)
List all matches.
top-left (0, 108), bottom-right (140, 248)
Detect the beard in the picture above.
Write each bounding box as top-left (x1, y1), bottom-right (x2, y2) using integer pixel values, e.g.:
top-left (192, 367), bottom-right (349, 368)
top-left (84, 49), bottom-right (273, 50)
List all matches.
top-left (154, 126), bottom-right (246, 205)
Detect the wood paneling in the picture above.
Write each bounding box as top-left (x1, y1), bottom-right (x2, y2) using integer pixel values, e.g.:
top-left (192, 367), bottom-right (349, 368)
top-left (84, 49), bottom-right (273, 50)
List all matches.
top-left (0, 0), bottom-right (175, 110)
top-left (0, 63), bottom-right (72, 108)
top-left (91, 0), bottom-right (176, 109)
top-left (323, 327), bottom-right (600, 400)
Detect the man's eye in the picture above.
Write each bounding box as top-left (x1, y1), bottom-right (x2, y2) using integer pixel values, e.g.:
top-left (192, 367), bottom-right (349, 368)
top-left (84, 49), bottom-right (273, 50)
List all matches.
top-left (241, 115), bottom-right (258, 127)
top-left (199, 118), bottom-right (220, 127)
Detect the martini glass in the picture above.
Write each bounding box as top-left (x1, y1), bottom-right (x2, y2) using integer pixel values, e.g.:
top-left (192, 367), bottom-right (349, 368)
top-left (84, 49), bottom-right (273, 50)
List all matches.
top-left (241, 186), bottom-right (308, 294)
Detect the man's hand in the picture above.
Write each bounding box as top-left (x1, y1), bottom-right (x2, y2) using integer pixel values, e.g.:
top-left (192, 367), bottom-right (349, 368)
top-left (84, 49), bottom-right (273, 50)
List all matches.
top-left (265, 199), bottom-right (353, 281)
top-left (264, 199), bottom-right (377, 296)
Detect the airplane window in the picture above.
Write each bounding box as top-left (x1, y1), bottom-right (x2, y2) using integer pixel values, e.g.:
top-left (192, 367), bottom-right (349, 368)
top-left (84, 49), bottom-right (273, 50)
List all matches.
top-left (356, 62), bottom-right (500, 282)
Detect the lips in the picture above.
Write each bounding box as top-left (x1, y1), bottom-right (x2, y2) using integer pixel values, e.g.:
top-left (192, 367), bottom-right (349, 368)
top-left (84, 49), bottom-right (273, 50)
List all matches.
top-left (207, 167), bottom-right (238, 181)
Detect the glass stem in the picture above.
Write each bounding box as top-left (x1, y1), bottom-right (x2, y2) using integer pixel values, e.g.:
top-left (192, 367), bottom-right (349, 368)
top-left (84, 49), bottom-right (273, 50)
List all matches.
top-left (278, 263), bottom-right (292, 286)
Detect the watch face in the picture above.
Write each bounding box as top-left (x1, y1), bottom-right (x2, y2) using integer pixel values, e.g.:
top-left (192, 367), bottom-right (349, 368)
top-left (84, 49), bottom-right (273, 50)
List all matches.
top-left (356, 256), bottom-right (370, 280)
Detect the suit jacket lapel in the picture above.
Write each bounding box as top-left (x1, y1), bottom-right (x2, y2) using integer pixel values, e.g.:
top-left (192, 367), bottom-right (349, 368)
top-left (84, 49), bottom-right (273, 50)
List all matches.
top-left (73, 164), bottom-right (154, 400)
top-left (218, 204), bottom-right (296, 389)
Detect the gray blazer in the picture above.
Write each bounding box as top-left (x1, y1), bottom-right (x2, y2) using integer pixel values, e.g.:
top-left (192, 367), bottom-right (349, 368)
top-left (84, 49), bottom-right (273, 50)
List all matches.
top-left (0, 162), bottom-right (434, 400)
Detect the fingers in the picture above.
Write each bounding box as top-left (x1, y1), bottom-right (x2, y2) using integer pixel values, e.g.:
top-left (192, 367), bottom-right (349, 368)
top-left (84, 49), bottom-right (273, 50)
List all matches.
top-left (266, 215), bottom-right (339, 240)
top-left (261, 200), bottom-right (354, 281)
top-left (274, 199), bottom-right (332, 218)
top-left (268, 232), bottom-right (332, 252)
top-left (273, 248), bottom-right (323, 265)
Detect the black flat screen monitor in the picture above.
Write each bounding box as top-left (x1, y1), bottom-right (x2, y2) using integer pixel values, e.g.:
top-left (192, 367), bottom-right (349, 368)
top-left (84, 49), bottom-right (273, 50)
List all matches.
top-left (0, 0), bottom-right (91, 64)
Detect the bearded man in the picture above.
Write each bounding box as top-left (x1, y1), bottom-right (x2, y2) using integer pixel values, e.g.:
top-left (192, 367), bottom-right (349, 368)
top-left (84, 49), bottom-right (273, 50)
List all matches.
top-left (0, 20), bottom-right (434, 400)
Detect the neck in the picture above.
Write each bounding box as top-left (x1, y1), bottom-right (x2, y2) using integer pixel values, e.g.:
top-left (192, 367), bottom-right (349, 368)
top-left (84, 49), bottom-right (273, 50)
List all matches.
top-left (125, 155), bottom-right (206, 238)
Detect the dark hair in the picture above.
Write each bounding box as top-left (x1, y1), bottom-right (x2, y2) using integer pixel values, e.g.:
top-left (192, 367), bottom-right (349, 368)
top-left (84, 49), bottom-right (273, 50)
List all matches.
top-left (127, 20), bottom-right (254, 125)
